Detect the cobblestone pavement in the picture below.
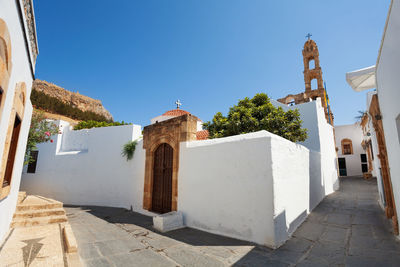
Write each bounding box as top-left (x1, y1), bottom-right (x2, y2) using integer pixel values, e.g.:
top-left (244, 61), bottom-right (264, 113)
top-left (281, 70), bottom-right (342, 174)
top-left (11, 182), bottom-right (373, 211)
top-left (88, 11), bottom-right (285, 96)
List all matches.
top-left (65, 177), bottom-right (400, 266)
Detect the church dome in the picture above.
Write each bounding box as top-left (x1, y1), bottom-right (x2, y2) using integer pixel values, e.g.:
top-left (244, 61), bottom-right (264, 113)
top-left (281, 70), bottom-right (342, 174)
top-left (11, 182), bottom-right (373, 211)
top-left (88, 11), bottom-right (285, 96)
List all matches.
top-left (162, 109), bottom-right (191, 116)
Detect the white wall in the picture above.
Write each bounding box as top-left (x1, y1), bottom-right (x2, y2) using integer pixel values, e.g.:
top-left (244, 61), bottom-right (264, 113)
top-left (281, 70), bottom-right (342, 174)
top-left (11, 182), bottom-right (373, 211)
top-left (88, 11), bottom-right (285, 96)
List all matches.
top-left (0, 1), bottom-right (35, 243)
top-left (272, 98), bottom-right (339, 208)
top-left (376, 0), bottom-right (400, 235)
top-left (178, 131), bottom-right (310, 248)
top-left (334, 124), bottom-right (365, 177)
top-left (21, 123), bottom-right (149, 213)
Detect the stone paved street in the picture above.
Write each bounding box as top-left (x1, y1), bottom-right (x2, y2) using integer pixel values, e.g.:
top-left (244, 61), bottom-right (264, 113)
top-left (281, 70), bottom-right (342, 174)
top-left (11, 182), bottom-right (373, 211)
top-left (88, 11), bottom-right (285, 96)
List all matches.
top-left (66, 177), bottom-right (400, 266)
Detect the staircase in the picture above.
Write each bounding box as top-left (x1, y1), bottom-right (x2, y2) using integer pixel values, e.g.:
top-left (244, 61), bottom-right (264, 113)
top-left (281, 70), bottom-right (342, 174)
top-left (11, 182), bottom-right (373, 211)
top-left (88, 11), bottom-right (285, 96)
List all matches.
top-left (11, 192), bottom-right (67, 228)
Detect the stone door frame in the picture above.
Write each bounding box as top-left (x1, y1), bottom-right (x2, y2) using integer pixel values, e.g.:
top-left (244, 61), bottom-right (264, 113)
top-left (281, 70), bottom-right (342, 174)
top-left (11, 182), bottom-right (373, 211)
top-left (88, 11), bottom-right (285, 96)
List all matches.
top-left (142, 114), bottom-right (198, 212)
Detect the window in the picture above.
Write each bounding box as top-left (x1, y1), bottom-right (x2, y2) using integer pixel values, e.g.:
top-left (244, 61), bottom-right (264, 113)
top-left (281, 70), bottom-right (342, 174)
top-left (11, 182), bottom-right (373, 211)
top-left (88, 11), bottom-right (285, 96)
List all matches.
top-left (27, 151), bottom-right (39, 173)
top-left (343, 144), bottom-right (351, 154)
top-left (341, 139), bottom-right (353, 155)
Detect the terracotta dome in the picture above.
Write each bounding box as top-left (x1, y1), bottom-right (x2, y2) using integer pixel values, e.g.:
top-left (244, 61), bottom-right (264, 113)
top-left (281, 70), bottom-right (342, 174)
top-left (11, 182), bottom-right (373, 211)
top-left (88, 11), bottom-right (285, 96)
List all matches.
top-left (162, 109), bottom-right (190, 116)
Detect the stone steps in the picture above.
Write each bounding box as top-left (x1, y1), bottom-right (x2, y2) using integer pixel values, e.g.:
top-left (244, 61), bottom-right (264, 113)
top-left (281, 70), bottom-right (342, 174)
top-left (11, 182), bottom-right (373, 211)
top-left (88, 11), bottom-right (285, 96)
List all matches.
top-left (11, 194), bottom-right (67, 228)
top-left (11, 214), bottom-right (68, 228)
top-left (13, 208), bottom-right (66, 219)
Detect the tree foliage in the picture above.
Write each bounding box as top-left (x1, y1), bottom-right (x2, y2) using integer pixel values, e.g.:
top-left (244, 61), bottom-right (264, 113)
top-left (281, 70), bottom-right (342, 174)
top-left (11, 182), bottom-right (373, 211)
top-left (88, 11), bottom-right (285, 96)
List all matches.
top-left (73, 120), bottom-right (131, 130)
top-left (31, 89), bottom-right (111, 122)
top-left (203, 93), bottom-right (308, 142)
top-left (26, 111), bottom-right (59, 164)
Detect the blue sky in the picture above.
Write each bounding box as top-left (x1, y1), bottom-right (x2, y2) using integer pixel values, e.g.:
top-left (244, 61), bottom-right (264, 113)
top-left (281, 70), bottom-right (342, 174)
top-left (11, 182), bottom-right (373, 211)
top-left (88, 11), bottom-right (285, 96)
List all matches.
top-left (33, 0), bottom-right (389, 126)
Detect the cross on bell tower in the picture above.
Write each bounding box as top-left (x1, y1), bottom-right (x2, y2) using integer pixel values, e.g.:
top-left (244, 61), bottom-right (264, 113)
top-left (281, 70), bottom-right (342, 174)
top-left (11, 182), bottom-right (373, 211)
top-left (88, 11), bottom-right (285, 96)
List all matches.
top-left (175, 99), bottom-right (182, 109)
top-left (305, 33), bottom-right (312, 40)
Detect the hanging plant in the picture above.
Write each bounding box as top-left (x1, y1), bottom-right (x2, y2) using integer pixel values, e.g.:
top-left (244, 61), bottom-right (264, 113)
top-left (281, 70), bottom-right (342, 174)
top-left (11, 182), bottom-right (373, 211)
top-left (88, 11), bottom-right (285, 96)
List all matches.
top-left (122, 140), bottom-right (138, 161)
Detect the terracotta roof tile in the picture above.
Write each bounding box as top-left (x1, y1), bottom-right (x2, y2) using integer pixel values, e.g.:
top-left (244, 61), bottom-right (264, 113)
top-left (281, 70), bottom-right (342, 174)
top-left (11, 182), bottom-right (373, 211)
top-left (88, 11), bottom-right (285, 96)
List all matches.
top-left (196, 130), bottom-right (209, 140)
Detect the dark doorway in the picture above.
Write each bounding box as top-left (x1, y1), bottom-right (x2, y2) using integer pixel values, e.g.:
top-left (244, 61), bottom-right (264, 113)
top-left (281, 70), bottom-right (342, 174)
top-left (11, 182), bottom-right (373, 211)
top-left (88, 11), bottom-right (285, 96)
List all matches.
top-left (338, 158), bottom-right (347, 176)
top-left (361, 153), bottom-right (368, 173)
top-left (27, 151), bottom-right (39, 173)
top-left (3, 115), bottom-right (22, 187)
top-left (151, 143), bottom-right (173, 213)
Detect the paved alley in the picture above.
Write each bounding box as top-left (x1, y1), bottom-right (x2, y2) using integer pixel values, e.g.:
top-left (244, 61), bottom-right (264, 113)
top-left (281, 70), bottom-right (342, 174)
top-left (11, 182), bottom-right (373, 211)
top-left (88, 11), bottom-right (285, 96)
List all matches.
top-left (65, 177), bottom-right (400, 266)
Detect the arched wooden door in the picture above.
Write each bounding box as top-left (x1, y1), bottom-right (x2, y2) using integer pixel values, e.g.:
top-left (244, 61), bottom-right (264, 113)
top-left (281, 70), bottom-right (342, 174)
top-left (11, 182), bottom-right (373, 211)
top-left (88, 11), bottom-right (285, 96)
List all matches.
top-left (151, 143), bottom-right (173, 213)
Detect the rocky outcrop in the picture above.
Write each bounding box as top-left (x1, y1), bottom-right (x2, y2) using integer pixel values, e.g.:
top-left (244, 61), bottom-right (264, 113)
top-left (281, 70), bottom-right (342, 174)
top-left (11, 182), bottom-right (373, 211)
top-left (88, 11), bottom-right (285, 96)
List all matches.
top-left (32, 80), bottom-right (113, 121)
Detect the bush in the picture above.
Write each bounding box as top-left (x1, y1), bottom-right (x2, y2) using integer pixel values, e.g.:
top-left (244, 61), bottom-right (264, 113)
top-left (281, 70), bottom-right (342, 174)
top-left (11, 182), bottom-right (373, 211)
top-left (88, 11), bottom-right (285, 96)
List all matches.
top-left (31, 89), bottom-right (111, 122)
top-left (25, 111), bottom-right (59, 164)
top-left (203, 93), bottom-right (308, 142)
top-left (73, 120), bottom-right (131, 130)
top-left (122, 140), bottom-right (138, 161)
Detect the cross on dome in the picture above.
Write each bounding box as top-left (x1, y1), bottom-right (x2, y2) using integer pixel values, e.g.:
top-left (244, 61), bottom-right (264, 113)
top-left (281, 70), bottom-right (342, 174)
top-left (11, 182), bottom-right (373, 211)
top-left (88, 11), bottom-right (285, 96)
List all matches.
top-left (175, 99), bottom-right (182, 109)
top-left (306, 33), bottom-right (312, 40)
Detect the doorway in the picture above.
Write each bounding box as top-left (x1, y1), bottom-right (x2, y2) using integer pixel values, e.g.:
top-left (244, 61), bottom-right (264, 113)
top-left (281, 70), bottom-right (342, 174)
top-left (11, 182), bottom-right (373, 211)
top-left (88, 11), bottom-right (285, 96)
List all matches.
top-left (338, 158), bottom-right (347, 176)
top-left (151, 143), bottom-right (173, 213)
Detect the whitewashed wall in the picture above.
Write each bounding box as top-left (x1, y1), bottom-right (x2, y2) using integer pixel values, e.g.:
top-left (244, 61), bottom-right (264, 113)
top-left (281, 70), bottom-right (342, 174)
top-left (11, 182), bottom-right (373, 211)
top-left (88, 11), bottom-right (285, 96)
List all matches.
top-left (0, 1), bottom-right (35, 243)
top-left (272, 98), bottom-right (339, 208)
top-left (21, 123), bottom-right (148, 213)
top-left (376, 0), bottom-right (400, 235)
top-left (334, 124), bottom-right (365, 177)
top-left (178, 131), bottom-right (309, 248)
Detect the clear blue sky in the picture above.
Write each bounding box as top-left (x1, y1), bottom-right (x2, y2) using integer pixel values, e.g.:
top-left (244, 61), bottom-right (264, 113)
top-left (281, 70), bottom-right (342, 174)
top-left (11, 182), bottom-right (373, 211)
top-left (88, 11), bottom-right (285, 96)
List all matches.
top-left (33, 0), bottom-right (390, 126)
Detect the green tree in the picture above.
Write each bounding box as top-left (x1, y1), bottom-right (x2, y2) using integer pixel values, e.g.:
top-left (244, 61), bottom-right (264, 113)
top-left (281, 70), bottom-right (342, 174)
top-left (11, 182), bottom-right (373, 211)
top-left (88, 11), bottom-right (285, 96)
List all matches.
top-left (25, 111), bottom-right (59, 164)
top-left (203, 93), bottom-right (308, 142)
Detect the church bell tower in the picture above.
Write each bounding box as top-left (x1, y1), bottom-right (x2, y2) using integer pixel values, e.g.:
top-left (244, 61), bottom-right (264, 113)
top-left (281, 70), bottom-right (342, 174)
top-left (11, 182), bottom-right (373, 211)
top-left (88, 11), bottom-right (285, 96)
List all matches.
top-left (303, 39), bottom-right (324, 91)
top-left (277, 35), bottom-right (334, 125)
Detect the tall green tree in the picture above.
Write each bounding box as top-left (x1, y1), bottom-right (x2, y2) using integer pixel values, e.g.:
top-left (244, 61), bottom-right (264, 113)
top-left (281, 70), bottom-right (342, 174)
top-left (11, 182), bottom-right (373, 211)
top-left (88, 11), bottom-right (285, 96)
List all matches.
top-left (203, 93), bottom-right (308, 142)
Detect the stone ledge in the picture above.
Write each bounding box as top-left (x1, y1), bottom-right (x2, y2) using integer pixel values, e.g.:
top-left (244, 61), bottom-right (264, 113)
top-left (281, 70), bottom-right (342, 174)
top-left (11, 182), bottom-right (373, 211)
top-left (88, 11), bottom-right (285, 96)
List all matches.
top-left (153, 211), bottom-right (184, 232)
top-left (63, 224), bottom-right (78, 253)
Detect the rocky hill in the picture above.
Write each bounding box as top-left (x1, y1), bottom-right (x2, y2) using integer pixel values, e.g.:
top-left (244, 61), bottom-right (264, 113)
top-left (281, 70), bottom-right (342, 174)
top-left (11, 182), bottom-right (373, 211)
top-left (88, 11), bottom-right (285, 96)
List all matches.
top-left (32, 80), bottom-right (113, 121)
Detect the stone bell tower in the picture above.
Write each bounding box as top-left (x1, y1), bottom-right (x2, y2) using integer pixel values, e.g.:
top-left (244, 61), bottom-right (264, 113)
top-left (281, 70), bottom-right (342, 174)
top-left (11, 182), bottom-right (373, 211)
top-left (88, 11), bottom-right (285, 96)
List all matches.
top-left (303, 39), bottom-right (324, 91)
top-left (277, 35), bottom-right (334, 125)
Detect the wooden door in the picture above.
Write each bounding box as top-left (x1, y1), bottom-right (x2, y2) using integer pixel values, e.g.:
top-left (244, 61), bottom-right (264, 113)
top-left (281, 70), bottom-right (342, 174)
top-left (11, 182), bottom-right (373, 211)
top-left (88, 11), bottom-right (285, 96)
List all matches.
top-left (151, 143), bottom-right (173, 213)
top-left (3, 115), bottom-right (21, 187)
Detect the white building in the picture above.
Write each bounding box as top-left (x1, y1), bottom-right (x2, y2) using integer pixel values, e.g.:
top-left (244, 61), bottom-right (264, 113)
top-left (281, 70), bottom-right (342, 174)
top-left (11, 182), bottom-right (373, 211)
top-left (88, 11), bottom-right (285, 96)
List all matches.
top-left (0, 1), bottom-right (38, 243)
top-left (21, 95), bottom-right (338, 248)
top-left (334, 124), bottom-right (366, 177)
top-left (345, 0), bottom-right (400, 236)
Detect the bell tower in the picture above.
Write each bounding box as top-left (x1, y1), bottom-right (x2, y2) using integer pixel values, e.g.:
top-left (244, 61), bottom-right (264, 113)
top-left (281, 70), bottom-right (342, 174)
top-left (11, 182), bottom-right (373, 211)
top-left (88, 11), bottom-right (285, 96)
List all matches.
top-left (277, 35), bottom-right (334, 125)
top-left (303, 39), bottom-right (324, 91)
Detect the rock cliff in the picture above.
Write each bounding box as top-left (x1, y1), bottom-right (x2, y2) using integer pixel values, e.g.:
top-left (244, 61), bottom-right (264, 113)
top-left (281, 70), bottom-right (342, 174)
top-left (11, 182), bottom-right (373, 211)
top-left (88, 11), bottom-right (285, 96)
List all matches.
top-left (32, 80), bottom-right (113, 121)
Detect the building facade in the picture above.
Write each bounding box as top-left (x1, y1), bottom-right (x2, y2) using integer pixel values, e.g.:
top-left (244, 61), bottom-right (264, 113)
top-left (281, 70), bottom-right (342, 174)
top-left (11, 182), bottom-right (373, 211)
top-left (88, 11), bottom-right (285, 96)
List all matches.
top-left (0, 0), bottom-right (38, 243)
top-left (334, 124), bottom-right (367, 177)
